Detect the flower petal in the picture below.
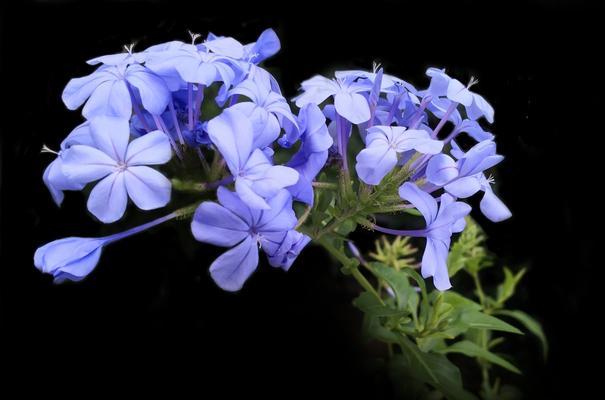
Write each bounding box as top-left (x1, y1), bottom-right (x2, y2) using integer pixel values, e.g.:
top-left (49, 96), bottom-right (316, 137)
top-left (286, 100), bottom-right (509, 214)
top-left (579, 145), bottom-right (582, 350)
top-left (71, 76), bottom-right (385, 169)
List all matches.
top-left (90, 116), bottom-right (131, 162)
top-left (398, 182), bottom-right (438, 225)
top-left (207, 108), bottom-right (253, 174)
top-left (426, 154), bottom-right (459, 186)
top-left (87, 172), bottom-right (128, 223)
top-left (209, 236), bottom-right (259, 292)
top-left (422, 238), bottom-right (451, 291)
top-left (126, 65), bottom-right (171, 115)
top-left (125, 130), bottom-right (172, 165)
top-left (444, 176), bottom-right (482, 198)
top-left (124, 166), bottom-right (171, 210)
top-left (480, 188), bottom-right (512, 222)
top-left (334, 92), bottom-right (371, 124)
top-left (61, 145), bottom-right (116, 183)
top-left (191, 202), bottom-right (249, 247)
top-left (355, 143), bottom-right (397, 185)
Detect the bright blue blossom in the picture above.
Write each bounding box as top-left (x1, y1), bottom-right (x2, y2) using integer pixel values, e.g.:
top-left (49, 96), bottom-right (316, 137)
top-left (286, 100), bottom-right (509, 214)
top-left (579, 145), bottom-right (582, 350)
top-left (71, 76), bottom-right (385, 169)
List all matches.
top-left (43, 122), bottom-right (94, 206)
top-left (62, 64), bottom-right (171, 118)
top-left (294, 74), bottom-right (372, 124)
top-left (426, 140), bottom-right (511, 222)
top-left (227, 74), bottom-right (297, 149)
top-left (424, 67), bottom-right (494, 123)
top-left (285, 103), bottom-right (333, 204)
top-left (35, 212), bottom-right (178, 283)
top-left (242, 28), bottom-right (281, 63)
top-left (355, 126), bottom-right (443, 185)
top-left (61, 116), bottom-right (172, 223)
top-left (206, 108), bottom-right (298, 210)
top-left (374, 182), bottom-right (471, 290)
top-left (426, 141), bottom-right (511, 222)
top-left (191, 187), bottom-right (307, 291)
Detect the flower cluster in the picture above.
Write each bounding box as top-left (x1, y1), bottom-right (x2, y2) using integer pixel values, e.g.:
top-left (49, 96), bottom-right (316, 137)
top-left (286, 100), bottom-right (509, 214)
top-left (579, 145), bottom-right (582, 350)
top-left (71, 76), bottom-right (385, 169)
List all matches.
top-left (35, 29), bottom-right (510, 292)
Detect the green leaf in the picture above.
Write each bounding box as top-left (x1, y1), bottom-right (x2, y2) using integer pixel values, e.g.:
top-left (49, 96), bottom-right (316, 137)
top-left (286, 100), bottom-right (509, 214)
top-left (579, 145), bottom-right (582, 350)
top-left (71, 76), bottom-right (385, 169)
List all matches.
top-left (441, 340), bottom-right (521, 374)
top-left (495, 309), bottom-right (548, 358)
top-left (459, 310), bottom-right (523, 335)
top-left (442, 291), bottom-right (482, 312)
top-left (397, 336), bottom-right (478, 400)
top-left (353, 292), bottom-right (407, 318)
top-left (496, 267), bottom-right (526, 305)
top-left (370, 262), bottom-right (416, 312)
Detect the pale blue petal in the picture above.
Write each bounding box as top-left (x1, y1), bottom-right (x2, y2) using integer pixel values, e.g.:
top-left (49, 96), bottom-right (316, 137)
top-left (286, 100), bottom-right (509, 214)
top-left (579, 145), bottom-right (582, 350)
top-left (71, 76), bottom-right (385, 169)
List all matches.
top-left (257, 189), bottom-right (297, 232)
top-left (444, 176), bottom-right (481, 198)
top-left (125, 65), bottom-right (171, 115)
top-left (61, 145), bottom-right (116, 183)
top-left (334, 91), bottom-right (371, 124)
top-left (62, 70), bottom-right (113, 110)
top-left (34, 237), bottom-right (105, 282)
top-left (125, 130), bottom-right (172, 165)
top-left (82, 79), bottom-right (132, 119)
top-left (251, 165), bottom-right (299, 199)
top-left (209, 236), bottom-right (259, 292)
top-left (235, 178), bottom-right (271, 210)
top-left (426, 154), bottom-right (459, 186)
top-left (446, 79), bottom-right (473, 106)
top-left (398, 182), bottom-right (438, 225)
top-left (207, 108), bottom-right (253, 174)
top-left (216, 186), bottom-right (259, 227)
top-left (124, 166), bottom-right (171, 210)
top-left (355, 143), bottom-right (397, 185)
top-left (480, 188), bottom-right (512, 222)
top-left (191, 202), bottom-right (249, 247)
top-left (90, 116), bottom-right (131, 161)
top-left (87, 172), bottom-right (128, 223)
top-left (422, 238), bottom-right (451, 291)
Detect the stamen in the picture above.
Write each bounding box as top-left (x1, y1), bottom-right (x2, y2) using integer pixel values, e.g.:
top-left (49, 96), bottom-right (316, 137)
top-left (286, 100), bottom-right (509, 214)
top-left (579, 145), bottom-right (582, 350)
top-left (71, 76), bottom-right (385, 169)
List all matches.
top-left (372, 61), bottom-right (382, 73)
top-left (123, 43), bottom-right (136, 54)
top-left (188, 30), bottom-right (201, 45)
top-left (467, 76), bottom-right (479, 88)
top-left (40, 144), bottom-right (59, 155)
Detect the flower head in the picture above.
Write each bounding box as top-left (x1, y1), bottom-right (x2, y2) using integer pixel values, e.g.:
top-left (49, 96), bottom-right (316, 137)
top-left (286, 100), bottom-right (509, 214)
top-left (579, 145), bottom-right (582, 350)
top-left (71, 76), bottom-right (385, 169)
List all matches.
top-left (398, 182), bottom-right (471, 290)
top-left (206, 108), bottom-right (298, 209)
top-left (61, 116), bottom-right (173, 223)
top-left (191, 187), bottom-right (307, 291)
top-left (355, 126), bottom-right (443, 185)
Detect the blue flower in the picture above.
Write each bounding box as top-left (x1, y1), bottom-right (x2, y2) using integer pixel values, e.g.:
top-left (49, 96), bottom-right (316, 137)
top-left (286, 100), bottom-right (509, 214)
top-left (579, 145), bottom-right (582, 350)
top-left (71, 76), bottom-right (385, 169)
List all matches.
top-left (86, 44), bottom-right (147, 66)
top-left (191, 187), bottom-right (304, 291)
top-left (423, 67), bottom-right (494, 123)
top-left (62, 64), bottom-right (171, 118)
top-left (426, 140), bottom-right (511, 222)
top-left (158, 42), bottom-right (239, 88)
top-left (374, 183), bottom-right (471, 290)
top-left (242, 28), bottom-right (281, 63)
top-left (61, 116), bottom-right (173, 223)
top-left (294, 74), bottom-right (372, 124)
top-left (206, 108), bottom-right (298, 210)
top-left (227, 75), bottom-right (297, 149)
top-left (35, 212), bottom-right (178, 283)
top-left (266, 230), bottom-right (311, 271)
top-left (285, 104), bottom-right (333, 204)
top-left (355, 126), bottom-right (443, 185)
top-left (43, 122), bottom-right (94, 206)
top-left (35, 237), bottom-right (106, 283)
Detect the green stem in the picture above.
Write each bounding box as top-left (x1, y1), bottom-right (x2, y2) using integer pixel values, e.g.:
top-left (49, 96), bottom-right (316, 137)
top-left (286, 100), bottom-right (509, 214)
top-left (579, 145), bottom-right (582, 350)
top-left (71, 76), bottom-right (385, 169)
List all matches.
top-left (311, 181), bottom-right (338, 190)
top-left (317, 237), bottom-right (384, 306)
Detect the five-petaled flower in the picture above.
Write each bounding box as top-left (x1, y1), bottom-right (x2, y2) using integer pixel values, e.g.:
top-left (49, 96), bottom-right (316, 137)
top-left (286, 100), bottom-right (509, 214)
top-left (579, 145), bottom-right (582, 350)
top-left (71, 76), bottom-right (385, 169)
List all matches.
top-left (426, 140), bottom-right (511, 222)
top-left (355, 125), bottom-right (443, 185)
top-left (191, 187), bottom-right (308, 291)
top-left (61, 116), bottom-right (173, 223)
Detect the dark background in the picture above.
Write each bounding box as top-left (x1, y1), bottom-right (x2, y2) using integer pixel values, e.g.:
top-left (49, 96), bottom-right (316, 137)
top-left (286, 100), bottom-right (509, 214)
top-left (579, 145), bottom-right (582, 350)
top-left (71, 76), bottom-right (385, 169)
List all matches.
top-left (0, 0), bottom-right (600, 397)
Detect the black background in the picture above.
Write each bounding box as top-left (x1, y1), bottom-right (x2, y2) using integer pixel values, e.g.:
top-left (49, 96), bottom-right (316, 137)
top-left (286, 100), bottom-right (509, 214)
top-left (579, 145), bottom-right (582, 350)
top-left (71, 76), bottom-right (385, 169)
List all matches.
top-left (0, 0), bottom-right (601, 397)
